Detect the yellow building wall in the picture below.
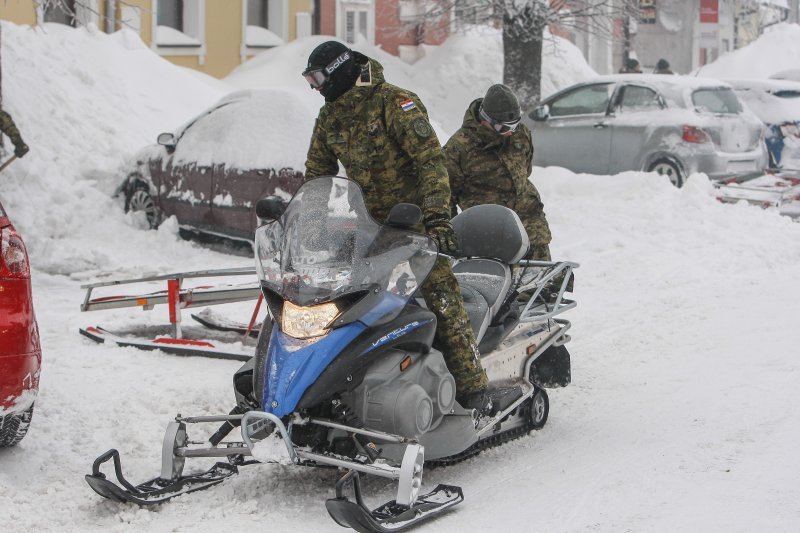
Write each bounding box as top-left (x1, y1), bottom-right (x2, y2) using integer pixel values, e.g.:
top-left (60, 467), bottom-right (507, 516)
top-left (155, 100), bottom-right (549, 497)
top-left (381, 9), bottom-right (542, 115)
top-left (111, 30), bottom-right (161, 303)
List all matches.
top-left (1, 0), bottom-right (314, 79)
top-left (0, 0), bottom-right (36, 26)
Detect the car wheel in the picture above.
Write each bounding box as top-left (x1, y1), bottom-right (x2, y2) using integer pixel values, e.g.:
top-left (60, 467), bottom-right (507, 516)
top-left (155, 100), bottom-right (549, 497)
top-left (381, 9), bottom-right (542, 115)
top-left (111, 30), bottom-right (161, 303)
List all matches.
top-left (125, 184), bottom-right (159, 229)
top-left (648, 158), bottom-right (685, 188)
top-left (528, 388), bottom-right (549, 430)
top-left (0, 405), bottom-right (34, 447)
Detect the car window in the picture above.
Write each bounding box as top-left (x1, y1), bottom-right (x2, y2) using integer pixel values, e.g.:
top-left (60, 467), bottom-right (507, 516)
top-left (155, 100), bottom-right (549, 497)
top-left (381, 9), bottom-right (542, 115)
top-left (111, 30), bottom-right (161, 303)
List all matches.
top-left (0, 202), bottom-right (5, 217)
top-left (618, 85), bottom-right (661, 112)
top-left (773, 90), bottom-right (800, 99)
top-left (549, 83), bottom-right (614, 117)
top-left (692, 88), bottom-right (743, 114)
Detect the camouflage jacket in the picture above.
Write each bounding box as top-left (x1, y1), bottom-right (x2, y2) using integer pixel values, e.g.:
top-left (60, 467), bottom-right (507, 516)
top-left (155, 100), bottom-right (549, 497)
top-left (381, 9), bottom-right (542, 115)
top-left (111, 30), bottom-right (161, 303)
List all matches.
top-left (0, 109), bottom-right (24, 148)
top-left (444, 98), bottom-right (552, 249)
top-left (305, 54), bottom-right (451, 223)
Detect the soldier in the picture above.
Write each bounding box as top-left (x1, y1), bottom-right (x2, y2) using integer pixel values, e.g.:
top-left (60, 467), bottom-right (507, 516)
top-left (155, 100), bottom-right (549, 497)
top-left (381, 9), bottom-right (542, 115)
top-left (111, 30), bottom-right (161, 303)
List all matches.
top-left (444, 84), bottom-right (553, 261)
top-left (302, 41), bottom-right (489, 409)
top-left (0, 108), bottom-right (29, 160)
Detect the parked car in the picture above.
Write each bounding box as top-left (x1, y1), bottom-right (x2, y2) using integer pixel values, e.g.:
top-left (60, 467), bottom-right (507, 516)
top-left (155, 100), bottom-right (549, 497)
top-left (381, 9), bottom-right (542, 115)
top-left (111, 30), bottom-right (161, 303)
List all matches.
top-left (727, 78), bottom-right (800, 168)
top-left (0, 198), bottom-right (41, 447)
top-left (118, 90), bottom-right (313, 243)
top-left (524, 74), bottom-right (768, 187)
top-left (770, 69), bottom-right (800, 83)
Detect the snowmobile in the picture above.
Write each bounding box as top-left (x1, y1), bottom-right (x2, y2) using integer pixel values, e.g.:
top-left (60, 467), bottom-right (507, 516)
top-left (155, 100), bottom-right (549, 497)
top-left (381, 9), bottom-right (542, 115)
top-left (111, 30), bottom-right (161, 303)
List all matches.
top-left (85, 176), bottom-right (577, 532)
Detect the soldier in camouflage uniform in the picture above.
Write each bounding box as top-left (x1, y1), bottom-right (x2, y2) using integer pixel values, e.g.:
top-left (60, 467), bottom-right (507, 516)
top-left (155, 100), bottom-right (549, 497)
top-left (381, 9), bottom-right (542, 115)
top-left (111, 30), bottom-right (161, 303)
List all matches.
top-left (0, 108), bottom-right (29, 160)
top-left (444, 84), bottom-right (552, 260)
top-left (302, 41), bottom-right (489, 406)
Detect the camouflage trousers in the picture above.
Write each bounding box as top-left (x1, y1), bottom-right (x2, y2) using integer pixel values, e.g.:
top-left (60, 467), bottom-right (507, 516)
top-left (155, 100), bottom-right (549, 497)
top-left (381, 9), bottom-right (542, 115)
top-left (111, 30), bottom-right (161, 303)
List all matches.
top-left (420, 257), bottom-right (488, 395)
top-left (528, 243), bottom-right (551, 261)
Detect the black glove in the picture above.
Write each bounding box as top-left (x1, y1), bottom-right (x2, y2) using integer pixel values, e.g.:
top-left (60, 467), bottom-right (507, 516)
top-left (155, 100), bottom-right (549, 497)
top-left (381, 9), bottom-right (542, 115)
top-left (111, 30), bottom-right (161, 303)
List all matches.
top-left (424, 217), bottom-right (460, 255)
top-left (14, 143), bottom-right (29, 158)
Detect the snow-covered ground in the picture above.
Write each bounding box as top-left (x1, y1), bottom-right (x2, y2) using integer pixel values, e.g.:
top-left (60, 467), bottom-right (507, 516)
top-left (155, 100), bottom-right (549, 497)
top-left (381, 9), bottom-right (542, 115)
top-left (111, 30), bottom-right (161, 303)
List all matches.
top-left (2, 21), bottom-right (800, 533)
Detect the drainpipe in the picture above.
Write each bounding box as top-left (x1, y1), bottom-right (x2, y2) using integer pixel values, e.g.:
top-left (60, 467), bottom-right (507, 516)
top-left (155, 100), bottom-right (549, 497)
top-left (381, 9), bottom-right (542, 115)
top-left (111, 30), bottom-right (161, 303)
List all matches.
top-left (105, 0), bottom-right (116, 33)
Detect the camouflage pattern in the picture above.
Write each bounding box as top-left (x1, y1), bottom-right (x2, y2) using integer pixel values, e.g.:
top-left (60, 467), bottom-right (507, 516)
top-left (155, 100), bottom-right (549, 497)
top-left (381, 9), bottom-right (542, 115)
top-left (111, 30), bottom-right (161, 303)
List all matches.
top-left (444, 98), bottom-right (553, 261)
top-left (0, 109), bottom-right (25, 149)
top-left (304, 54), bottom-right (487, 394)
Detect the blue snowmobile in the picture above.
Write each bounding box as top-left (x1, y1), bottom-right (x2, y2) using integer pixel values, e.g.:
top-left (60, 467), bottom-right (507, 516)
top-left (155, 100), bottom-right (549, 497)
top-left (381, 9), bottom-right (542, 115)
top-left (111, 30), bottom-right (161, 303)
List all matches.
top-left (86, 176), bottom-right (577, 532)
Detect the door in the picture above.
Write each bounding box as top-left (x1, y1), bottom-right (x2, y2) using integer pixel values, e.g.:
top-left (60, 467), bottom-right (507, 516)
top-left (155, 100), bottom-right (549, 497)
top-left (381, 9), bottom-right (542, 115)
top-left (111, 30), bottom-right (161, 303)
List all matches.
top-left (339, 1), bottom-right (372, 45)
top-left (608, 84), bottom-right (664, 174)
top-left (533, 83), bottom-right (615, 175)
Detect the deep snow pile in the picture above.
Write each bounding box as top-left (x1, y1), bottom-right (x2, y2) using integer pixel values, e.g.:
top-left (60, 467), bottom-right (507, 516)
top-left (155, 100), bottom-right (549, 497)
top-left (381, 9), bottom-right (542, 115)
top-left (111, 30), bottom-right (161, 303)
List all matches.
top-left (697, 22), bottom-right (800, 79)
top-left (225, 28), bottom-right (596, 134)
top-left (0, 22), bottom-right (238, 277)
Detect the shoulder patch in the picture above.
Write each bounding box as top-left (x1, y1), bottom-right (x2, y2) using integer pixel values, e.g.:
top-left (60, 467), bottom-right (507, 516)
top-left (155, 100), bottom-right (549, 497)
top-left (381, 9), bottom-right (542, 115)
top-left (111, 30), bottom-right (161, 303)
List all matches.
top-left (400, 99), bottom-right (416, 112)
top-left (413, 118), bottom-right (432, 138)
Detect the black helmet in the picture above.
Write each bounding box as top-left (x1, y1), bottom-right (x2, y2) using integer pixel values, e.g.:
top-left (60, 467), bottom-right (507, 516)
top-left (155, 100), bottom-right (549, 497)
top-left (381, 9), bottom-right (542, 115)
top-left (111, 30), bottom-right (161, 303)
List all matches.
top-left (303, 41), bottom-right (359, 102)
top-left (480, 84), bottom-right (521, 123)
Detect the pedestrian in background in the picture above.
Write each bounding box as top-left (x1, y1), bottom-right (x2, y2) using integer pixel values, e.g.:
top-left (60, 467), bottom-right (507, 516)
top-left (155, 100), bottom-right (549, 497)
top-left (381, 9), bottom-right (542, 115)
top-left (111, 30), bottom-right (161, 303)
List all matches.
top-left (0, 108), bottom-right (29, 160)
top-left (619, 58), bottom-right (642, 73)
top-left (654, 58), bottom-right (675, 75)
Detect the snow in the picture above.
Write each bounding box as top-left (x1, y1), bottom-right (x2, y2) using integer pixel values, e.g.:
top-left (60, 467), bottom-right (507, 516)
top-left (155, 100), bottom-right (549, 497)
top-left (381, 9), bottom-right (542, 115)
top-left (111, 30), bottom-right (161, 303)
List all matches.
top-left (697, 22), bottom-right (800, 79)
top-left (1, 19), bottom-right (800, 533)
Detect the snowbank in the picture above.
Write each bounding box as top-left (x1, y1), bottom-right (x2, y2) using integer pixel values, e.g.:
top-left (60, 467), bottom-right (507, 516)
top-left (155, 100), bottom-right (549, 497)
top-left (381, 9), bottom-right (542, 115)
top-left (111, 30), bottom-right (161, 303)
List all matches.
top-left (697, 22), bottom-right (800, 79)
top-left (225, 28), bottom-right (596, 134)
top-left (0, 22), bottom-right (237, 277)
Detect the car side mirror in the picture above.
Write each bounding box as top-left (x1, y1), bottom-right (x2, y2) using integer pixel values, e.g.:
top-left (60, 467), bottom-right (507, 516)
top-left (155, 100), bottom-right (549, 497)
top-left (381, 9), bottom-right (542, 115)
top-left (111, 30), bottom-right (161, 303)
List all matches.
top-left (256, 197), bottom-right (288, 224)
top-left (157, 132), bottom-right (176, 147)
top-left (386, 203), bottom-right (421, 229)
top-left (529, 105), bottom-right (550, 121)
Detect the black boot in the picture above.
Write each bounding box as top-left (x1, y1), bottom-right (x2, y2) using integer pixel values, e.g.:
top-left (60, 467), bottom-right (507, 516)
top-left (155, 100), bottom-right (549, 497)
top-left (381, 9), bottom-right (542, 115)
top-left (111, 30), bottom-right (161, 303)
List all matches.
top-left (457, 388), bottom-right (493, 415)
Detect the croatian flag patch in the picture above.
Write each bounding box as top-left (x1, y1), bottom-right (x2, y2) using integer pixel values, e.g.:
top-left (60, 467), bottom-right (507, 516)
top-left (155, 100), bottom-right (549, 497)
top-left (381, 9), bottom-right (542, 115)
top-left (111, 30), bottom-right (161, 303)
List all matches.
top-left (400, 99), bottom-right (416, 111)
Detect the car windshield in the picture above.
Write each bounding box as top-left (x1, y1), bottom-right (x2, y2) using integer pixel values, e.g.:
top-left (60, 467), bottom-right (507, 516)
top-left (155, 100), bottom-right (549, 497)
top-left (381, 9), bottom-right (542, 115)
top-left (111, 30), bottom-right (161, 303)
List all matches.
top-left (254, 177), bottom-right (438, 306)
top-left (692, 88), bottom-right (742, 114)
top-left (0, 202), bottom-right (5, 217)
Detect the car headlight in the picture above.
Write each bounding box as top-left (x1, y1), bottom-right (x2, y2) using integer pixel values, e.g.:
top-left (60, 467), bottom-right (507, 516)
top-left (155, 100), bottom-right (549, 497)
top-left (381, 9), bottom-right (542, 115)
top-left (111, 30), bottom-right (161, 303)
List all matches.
top-left (282, 301), bottom-right (340, 339)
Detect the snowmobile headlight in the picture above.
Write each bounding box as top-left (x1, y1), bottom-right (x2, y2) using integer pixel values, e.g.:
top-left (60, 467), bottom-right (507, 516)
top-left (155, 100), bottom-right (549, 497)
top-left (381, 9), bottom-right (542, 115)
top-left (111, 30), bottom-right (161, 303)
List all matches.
top-left (282, 301), bottom-right (340, 339)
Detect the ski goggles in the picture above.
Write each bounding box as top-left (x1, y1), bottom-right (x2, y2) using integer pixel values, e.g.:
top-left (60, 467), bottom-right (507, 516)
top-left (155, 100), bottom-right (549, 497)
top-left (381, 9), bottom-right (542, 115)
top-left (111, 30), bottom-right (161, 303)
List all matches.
top-left (302, 51), bottom-right (352, 89)
top-left (479, 106), bottom-right (521, 134)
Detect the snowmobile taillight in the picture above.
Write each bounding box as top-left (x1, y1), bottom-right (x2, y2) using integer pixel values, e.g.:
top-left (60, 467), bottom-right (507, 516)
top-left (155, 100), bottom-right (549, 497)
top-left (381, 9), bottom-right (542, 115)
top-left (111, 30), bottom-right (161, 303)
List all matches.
top-left (0, 225), bottom-right (30, 279)
top-left (780, 122), bottom-right (800, 138)
top-left (400, 355), bottom-right (412, 371)
top-left (682, 125), bottom-right (710, 144)
top-left (282, 300), bottom-right (340, 339)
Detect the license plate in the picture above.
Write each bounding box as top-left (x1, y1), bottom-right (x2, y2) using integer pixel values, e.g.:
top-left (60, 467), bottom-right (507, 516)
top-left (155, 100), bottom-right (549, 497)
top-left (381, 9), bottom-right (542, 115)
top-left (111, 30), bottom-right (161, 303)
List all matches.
top-left (727, 160), bottom-right (756, 172)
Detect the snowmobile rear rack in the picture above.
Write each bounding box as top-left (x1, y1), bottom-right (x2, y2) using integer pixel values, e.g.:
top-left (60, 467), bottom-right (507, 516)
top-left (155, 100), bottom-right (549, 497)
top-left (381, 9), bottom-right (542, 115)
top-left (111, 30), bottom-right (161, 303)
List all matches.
top-left (516, 260), bottom-right (578, 323)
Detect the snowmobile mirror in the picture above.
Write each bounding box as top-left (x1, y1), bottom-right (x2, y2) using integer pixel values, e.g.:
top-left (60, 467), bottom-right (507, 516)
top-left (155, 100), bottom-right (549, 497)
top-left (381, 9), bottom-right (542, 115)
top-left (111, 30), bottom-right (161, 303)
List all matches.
top-left (386, 203), bottom-right (421, 229)
top-left (530, 105), bottom-right (550, 121)
top-left (256, 197), bottom-right (288, 224)
top-left (157, 132), bottom-right (176, 146)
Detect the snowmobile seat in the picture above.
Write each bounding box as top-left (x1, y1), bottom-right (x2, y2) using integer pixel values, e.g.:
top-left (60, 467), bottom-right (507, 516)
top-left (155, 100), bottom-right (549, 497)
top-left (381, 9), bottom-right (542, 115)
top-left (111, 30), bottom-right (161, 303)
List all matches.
top-left (451, 205), bottom-right (529, 341)
top-left (458, 285), bottom-right (491, 342)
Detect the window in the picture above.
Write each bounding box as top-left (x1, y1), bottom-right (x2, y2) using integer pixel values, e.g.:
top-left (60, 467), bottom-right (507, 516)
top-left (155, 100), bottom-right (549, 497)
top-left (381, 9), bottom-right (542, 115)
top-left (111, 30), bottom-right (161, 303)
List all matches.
top-left (692, 88), bottom-right (743, 115)
top-left (338, 1), bottom-right (372, 45)
top-left (42, 0), bottom-right (76, 26)
top-left (154, 0), bottom-right (204, 49)
top-left (244, 0), bottom-right (284, 49)
top-left (549, 84), bottom-right (615, 117)
top-left (618, 86), bottom-right (661, 112)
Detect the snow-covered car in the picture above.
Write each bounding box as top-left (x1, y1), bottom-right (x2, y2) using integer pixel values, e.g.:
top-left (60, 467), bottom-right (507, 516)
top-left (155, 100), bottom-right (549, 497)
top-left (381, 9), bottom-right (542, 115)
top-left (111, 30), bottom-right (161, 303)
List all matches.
top-left (713, 169), bottom-right (800, 219)
top-left (728, 79), bottom-right (800, 168)
top-left (770, 69), bottom-right (800, 83)
top-left (525, 74), bottom-right (769, 187)
top-left (0, 198), bottom-right (41, 447)
top-left (118, 90), bottom-right (314, 243)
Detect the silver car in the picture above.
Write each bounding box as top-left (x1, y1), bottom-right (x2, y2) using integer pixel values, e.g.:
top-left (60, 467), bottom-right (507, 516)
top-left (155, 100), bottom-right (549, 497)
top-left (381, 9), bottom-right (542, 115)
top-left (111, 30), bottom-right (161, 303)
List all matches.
top-left (525, 75), bottom-right (768, 186)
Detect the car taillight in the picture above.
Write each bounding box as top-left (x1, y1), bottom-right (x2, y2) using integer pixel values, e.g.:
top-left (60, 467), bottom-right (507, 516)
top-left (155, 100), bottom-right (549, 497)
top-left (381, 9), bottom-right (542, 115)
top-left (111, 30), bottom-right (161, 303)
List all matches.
top-left (779, 122), bottom-right (800, 138)
top-left (682, 125), bottom-right (710, 144)
top-left (0, 226), bottom-right (31, 278)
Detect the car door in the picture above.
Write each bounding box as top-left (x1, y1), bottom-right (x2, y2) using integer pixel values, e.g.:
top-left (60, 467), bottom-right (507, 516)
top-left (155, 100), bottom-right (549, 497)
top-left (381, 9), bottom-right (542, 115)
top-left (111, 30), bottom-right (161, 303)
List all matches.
top-left (533, 82), bottom-right (616, 174)
top-left (153, 155), bottom-right (214, 232)
top-left (211, 166), bottom-right (301, 242)
top-left (608, 84), bottom-right (664, 174)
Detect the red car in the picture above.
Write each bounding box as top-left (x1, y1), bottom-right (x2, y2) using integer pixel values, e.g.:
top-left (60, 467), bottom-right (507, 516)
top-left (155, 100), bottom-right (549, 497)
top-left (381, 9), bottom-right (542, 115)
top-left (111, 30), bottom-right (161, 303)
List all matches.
top-left (0, 198), bottom-right (41, 447)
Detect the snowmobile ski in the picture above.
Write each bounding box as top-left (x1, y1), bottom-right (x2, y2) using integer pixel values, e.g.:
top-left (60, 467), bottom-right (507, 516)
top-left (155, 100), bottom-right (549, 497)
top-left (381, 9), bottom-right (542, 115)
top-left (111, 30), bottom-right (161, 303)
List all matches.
top-left (326, 470), bottom-right (463, 533)
top-left (191, 309), bottom-right (261, 338)
top-left (85, 449), bottom-right (241, 506)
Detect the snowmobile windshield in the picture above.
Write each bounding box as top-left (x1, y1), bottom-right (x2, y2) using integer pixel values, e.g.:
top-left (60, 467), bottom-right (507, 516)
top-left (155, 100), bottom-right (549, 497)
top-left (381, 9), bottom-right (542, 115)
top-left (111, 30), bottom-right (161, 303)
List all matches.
top-left (254, 177), bottom-right (438, 307)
